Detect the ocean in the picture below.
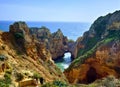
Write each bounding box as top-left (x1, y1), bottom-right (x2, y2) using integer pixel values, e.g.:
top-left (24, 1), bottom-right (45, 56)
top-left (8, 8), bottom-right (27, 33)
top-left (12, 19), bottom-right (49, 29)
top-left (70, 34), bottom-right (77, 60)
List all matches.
top-left (56, 52), bottom-right (72, 71)
top-left (0, 21), bottom-right (91, 41)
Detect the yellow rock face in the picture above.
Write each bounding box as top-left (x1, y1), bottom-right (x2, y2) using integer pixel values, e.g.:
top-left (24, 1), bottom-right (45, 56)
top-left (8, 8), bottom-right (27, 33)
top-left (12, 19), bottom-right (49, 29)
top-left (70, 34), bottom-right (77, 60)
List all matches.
top-left (64, 41), bottom-right (120, 84)
top-left (0, 22), bottom-right (67, 87)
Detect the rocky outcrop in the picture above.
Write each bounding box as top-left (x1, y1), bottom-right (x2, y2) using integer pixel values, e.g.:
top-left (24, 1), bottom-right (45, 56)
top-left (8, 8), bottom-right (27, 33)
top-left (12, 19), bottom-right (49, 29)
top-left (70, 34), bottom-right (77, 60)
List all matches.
top-left (19, 79), bottom-right (37, 87)
top-left (50, 29), bottom-right (68, 60)
top-left (9, 22), bottom-right (52, 61)
top-left (30, 27), bottom-right (68, 60)
top-left (0, 62), bottom-right (10, 73)
top-left (68, 37), bottom-right (83, 59)
top-left (65, 40), bottom-right (120, 84)
top-left (0, 22), bottom-right (67, 87)
top-left (64, 10), bottom-right (120, 84)
top-left (70, 10), bottom-right (120, 60)
top-left (9, 22), bottom-right (32, 54)
top-left (9, 21), bottom-right (31, 43)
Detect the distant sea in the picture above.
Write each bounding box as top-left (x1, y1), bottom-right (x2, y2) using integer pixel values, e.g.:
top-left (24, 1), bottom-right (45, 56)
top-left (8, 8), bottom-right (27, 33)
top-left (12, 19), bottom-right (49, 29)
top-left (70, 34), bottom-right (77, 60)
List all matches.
top-left (0, 21), bottom-right (91, 40)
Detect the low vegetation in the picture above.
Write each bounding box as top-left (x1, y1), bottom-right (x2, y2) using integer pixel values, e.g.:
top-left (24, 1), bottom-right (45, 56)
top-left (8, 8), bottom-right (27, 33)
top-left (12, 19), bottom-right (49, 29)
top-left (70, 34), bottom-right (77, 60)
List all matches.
top-left (14, 32), bottom-right (24, 39)
top-left (41, 80), bottom-right (68, 87)
top-left (33, 72), bottom-right (41, 79)
top-left (0, 70), bottom-right (12, 87)
top-left (68, 39), bottom-right (74, 43)
top-left (15, 72), bottom-right (24, 81)
top-left (77, 36), bottom-right (99, 57)
top-left (0, 55), bottom-right (7, 61)
top-left (70, 28), bottom-right (120, 69)
top-left (71, 36), bottom-right (117, 68)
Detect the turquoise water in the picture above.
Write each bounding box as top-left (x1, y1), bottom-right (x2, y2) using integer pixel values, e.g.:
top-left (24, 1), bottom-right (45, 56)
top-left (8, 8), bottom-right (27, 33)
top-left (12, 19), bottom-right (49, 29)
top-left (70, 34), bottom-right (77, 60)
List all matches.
top-left (0, 21), bottom-right (91, 40)
top-left (56, 52), bottom-right (72, 71)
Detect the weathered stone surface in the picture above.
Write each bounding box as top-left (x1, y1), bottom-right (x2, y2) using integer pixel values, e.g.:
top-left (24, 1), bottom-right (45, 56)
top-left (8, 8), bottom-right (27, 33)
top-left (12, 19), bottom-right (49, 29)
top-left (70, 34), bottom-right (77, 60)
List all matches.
top-left (64, 41), bottom-right (120, 83)
top-left (30, 27), bottom-right (68, 60)
top-left (19, 79), bottom-right (37, 87)
top-left (64, 10), bottom-right (120, 84)
top-left (0, 22), bottom-right (67, 87)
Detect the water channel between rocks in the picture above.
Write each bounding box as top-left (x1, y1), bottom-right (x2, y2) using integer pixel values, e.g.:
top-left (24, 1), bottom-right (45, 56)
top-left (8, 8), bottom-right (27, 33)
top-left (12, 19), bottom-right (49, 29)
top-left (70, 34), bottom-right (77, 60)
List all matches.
top-left (55, 52), bottom-right (72, 71)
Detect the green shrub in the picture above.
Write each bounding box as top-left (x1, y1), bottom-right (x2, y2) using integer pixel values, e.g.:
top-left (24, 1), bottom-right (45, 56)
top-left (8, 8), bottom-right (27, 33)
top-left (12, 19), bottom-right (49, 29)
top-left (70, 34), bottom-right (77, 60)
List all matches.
top-left (71, 36), bottom-right (115, 68)
top-left (5, 70), bottom-right (12, 75)
top-left (0, 55), bottom-right (7, 61)
top-left (15, 72), bottom-right (24, 81)
top-left (0, 70), bottom-right (12, 87)
top-left (41, 83), bottom-right (57, 87)
top-left (41, 80), bottom-right (67, 87)
top-left (33, 72), bottom-right (41, 80)
top-left (0, 80), bottom-right (9, 87)
top-left (14, 32), bottom-right (24, 39)
top-left (53, 80), bottom-right (67, 87)
top-left (77, 36), bottom-right (99, 58)
top-left (68, 39), bottom-right (74, 43)
top-left (4, 72), bottom-right (12, 84)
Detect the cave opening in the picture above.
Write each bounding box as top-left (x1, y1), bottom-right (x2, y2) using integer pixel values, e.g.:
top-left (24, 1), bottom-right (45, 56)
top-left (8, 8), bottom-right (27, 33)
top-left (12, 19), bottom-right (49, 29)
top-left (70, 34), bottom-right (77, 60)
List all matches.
top-left (86, 67), bottom-right (97, 83)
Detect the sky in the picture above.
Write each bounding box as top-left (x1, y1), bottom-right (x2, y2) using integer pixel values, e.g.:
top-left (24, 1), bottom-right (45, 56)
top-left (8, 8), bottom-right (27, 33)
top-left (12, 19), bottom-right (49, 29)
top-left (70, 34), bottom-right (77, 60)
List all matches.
top-left (0, 0), bottom-right (120, 22)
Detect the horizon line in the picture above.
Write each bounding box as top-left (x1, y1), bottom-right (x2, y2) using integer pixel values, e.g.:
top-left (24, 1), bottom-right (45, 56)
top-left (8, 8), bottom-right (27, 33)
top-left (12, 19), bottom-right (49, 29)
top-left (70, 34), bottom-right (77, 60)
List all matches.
top-left (0, 20), bottom-right (92, 23)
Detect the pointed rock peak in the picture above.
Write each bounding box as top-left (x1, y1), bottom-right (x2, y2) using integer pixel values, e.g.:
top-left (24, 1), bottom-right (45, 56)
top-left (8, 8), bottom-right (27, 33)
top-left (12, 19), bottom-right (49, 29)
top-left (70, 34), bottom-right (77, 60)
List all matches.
top-left (58, 28), bottom-right (62, 32)
top-left (56, 29), bottom-right (63, 35)
top-left (9, 21), bottom-right (29, 34)
top-left (57, 29), bottom-right (63, 34)
top-left (52, 29), bottom-right (63, 38)
top-left (41, 26), bottom-right (49, 29)
top-left (39, 26), bottom-right (51, 33)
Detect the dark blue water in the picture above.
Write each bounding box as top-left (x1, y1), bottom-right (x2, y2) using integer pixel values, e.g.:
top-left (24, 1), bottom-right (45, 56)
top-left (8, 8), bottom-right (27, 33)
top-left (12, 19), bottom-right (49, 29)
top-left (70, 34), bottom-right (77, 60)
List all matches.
top-left (0, 21), bottom-right (91, 40)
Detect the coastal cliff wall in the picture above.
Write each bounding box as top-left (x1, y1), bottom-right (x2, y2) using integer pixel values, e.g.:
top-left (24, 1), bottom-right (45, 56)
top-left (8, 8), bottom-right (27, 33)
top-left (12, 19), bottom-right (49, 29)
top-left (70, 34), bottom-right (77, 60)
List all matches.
top-left (64, 10), bottom-right (120, 84)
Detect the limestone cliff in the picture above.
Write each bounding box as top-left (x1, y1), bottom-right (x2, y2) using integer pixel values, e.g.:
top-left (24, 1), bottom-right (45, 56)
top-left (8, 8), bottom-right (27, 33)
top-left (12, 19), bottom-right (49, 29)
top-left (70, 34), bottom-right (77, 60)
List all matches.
top-left (0, 22), bottom-right (67, 87)
top-left (64, 10), bottom-right (120, 84)
top-left (30, 27), bottom-right (68, 60)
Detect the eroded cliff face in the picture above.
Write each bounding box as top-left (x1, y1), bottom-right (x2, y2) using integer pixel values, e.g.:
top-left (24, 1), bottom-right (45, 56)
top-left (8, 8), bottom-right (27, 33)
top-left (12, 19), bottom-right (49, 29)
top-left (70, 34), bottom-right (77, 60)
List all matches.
top-left (65, 40), bottom-right (120, 84)
top-left (30, 27), bottom-right (68, 60)
top-left (70, 10), bottom-right (120, 60)
top-left (64, 10), bottom-right (120, 84)
top-left (0, 22), bottom-right (67, 87)
top-left (68, 37), bottom-right (83, 59)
